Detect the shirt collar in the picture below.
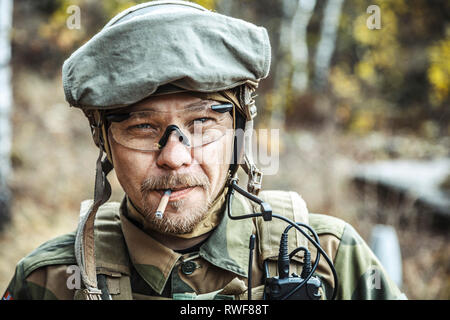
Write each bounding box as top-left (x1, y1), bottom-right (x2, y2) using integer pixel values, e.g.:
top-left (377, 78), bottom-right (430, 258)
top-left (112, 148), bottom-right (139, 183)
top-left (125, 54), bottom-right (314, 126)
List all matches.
top-left (199, 192), bottom-right (255, 277)
top-left (120, 204), bottom-right (181, 294)
top-left (119, 192), bottom-right (255, 294)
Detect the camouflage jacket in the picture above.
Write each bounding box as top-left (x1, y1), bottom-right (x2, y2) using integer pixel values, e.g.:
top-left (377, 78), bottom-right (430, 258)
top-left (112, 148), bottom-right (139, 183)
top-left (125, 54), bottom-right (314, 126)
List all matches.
top-left (2, 190), bottom-right (406, 300)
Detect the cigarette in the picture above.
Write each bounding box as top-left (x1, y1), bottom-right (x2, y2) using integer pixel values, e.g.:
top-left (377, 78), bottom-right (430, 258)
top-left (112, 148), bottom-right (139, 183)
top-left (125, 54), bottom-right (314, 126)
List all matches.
top-left (155, 189), bottom-right (172, 219)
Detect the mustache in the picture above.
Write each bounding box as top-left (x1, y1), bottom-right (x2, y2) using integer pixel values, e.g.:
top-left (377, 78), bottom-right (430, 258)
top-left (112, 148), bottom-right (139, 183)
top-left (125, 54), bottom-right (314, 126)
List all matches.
top-left (140, 172), bottom-right (211, 195)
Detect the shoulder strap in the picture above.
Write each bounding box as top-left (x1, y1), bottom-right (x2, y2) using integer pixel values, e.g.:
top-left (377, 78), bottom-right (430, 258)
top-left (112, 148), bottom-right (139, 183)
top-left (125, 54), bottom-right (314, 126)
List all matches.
top-left (254, 190), bottom-right (310, 276)
top-left (308, 213), bottom-right (346, 239)
top-left (74, 200), bottom-right (133, 300)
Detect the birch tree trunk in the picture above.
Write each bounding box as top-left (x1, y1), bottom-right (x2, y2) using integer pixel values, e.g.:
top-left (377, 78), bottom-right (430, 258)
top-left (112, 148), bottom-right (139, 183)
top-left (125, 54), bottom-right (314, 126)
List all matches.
top-left (270, 0), bottom-right (300, 129)
top-left (0, 0), bottom-right (14, 229)
top-left (313, 0), bottom-right (345, 91)
top-left (312, 0), bottom-right (345, 212)
top-left (290, 0), bottom-right (317, 94)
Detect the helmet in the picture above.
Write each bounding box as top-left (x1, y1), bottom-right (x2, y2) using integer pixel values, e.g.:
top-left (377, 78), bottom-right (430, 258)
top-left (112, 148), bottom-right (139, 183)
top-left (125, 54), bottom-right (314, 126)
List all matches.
top-left (62, 0), bottom-right (271, 298)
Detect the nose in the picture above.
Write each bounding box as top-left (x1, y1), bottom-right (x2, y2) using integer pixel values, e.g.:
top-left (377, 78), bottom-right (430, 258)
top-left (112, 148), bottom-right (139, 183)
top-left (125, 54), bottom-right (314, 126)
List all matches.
top-left (156, 132), bottom-right (192, 170)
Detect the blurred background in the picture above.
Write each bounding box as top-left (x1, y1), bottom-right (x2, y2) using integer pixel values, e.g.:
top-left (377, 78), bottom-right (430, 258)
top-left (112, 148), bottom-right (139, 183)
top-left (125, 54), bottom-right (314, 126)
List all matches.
top-left (0, 0), bottom-right (448, 299)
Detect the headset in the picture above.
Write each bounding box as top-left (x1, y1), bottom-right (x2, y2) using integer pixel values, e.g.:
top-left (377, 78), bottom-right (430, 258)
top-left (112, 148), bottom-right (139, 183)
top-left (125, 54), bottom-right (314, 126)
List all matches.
top-left (226, 178), bottom-right (339, 300)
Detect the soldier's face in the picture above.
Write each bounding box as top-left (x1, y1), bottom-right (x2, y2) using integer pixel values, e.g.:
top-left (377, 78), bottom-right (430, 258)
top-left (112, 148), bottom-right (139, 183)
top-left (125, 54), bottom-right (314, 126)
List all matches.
top-left (108, 92), bottom-right (234, 234)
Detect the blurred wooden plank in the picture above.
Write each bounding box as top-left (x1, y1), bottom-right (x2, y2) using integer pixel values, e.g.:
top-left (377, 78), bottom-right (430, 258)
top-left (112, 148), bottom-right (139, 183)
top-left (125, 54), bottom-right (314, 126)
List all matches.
top-left (352, 158), bottom-right (450, 219)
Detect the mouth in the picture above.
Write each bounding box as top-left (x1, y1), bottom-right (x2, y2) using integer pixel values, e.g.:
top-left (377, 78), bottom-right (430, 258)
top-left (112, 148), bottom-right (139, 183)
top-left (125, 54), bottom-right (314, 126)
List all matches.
top-left (155, 186), bottom-right (198, 201)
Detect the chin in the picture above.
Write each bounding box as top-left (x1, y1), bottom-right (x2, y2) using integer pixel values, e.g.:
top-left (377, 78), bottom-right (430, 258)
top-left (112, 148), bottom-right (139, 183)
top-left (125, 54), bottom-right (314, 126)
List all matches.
top-left (142, 192), bottom-right (211, 233)
top-left (149, 205), bottom-right (209, 235)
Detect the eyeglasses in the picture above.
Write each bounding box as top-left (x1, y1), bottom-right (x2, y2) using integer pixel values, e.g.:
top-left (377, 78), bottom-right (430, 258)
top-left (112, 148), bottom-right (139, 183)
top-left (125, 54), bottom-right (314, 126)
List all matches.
top-left (106, 103), bottom-right (233, 152)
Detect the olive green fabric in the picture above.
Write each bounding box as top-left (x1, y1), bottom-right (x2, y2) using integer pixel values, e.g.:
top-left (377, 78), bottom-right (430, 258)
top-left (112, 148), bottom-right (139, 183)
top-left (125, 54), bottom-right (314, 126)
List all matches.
top-left (62, 1), bottom-right (271, 110)
top-left (3, 192), bottom-right (406, 300)
top-left (256, 190), bottom-right (309, 266)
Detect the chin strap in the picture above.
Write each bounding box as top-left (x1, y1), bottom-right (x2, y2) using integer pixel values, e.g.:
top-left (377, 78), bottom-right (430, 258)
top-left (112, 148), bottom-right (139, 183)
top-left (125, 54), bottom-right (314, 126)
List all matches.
top-left (238, 85), bottom-right (263, 196)
top-left (75, 110), bottom-right (113, 299)
top-left (192, 85), bottom-right (263, 196)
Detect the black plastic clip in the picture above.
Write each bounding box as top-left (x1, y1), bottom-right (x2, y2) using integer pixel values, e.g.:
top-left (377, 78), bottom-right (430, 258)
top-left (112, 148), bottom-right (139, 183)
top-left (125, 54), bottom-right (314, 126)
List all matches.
top-left (260, 202), bottom-right (272, 221)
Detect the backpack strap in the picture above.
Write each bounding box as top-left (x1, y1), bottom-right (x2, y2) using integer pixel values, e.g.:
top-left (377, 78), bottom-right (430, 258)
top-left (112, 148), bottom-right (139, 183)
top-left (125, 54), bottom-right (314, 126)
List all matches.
top-left (74, 200), bottom-right (133, 300)
top-left (254, 190), bottom-right (310, 277)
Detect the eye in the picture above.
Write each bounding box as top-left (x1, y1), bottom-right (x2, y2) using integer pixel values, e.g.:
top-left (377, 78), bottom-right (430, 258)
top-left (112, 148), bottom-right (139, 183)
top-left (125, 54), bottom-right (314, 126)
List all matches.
top-left (127, 123), bottom-right (157, 133)
top-left (133, 123), bottom-right (153, 129)
top-left (193, 117), bottom-right (213, 124)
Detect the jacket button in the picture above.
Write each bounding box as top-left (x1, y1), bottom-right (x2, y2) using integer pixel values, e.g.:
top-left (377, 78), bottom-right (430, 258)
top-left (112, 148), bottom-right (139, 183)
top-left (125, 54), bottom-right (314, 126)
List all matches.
top-left (181, 261), bottom-right (197, 275)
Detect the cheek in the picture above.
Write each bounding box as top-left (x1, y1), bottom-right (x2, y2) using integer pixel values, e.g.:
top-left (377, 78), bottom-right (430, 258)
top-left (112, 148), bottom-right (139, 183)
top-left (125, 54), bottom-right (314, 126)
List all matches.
top-left (110, 142), bottom-right (156, 197)
top-left (193, 129), bottom-right (234, 165)
top-left (193, 132), bottom-right (233, 192)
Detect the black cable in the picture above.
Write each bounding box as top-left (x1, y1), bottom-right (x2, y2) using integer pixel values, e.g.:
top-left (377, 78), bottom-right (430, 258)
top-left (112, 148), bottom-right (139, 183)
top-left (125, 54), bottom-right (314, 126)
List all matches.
top-left (289, 246), bottom-right (313, 281)
top-left (280, 247), bottom-right (312, 300)
top-left (273, 214), bottom-right (338, 300)
top-left (284, 223), bottom-right (321, 274)
top-left (229, 180), bottom-right (264, 206)
top-left (262, 260), bottom-right (269, 300)
top-left (226, 179), bottom-right (339, 300)
top-left (226, 183), bottom-right (262, 220)
top-left (289, 246), bottom-right (308, 260)
top-left (247, 234), bottom-right (256, 300)
top-left (277, 232), bottom-right (290, 279)
top-left (290, 247), bottom-right (311, 278)
top-left (278, 224), bottom-right (320, 300)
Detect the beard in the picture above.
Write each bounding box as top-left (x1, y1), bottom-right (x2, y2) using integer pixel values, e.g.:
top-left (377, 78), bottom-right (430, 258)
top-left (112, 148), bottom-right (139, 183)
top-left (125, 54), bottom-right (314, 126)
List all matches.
top-left (140, 172), bottom-right (212, 234)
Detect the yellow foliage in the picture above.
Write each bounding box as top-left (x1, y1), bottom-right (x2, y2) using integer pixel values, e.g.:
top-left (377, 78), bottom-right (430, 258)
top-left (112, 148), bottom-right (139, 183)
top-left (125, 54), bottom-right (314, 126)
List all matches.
top-left (193, 0), bottom-right (216, 10)
top-left (374, 0), bottom-right (408, 17)
top-left (102, 0), bottom-right (216, 19)
top-left (353, 6), bottom-right (398, 47)
top-left (373, 45), bottom-right (399, 68)
top-left (352, 2), bottom-right (403, 86)
top-left (103, 0), bottom-right (140, 18)
top-left (427, 38), bottom-right (450, 105)
top-left (329, 66), bottom-right (361, 101)
top-left (350, 110), bottom-right (375, 134)
top-left (40, 0), bottom-right (218, 52)
top-left (38, 1), bottom-right (87, 51)
top-left (356, 60), bottom-right (375, 84)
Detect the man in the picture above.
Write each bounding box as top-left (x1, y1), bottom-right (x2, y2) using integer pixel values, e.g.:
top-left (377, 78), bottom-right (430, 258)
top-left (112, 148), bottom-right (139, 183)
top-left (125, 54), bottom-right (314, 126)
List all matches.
top-left (3, 1), bottom-right (405, 300)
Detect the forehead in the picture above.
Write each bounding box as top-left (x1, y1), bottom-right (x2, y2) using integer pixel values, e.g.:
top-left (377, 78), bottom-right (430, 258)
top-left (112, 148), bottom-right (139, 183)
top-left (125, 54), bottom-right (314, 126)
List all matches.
top-left (126, 93), bottom-right (214, 113)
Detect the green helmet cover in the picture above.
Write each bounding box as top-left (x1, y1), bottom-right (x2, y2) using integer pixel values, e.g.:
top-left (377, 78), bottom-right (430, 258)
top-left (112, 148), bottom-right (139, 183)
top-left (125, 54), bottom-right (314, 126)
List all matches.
top-left (62, 0), bottom-right (271, 110)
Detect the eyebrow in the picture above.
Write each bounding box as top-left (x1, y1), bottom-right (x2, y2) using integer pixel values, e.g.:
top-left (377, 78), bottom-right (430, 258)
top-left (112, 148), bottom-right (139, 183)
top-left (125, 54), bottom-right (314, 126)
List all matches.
top-left (182, 100), bottom-right (216, 112)
top-left (127, 99), bottom-right (214, 113)
top-left (106, 100), bottom-right (218, 122)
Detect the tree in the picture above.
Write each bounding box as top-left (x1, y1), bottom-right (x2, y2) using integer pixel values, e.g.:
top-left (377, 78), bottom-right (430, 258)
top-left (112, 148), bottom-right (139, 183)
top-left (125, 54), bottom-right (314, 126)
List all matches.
top-left (313, 0), bottom-right (345, 91)
top-left (270, 0), bottom-right (302, 129)
top-left (291, 0), bottom-right (317, 94)
top-left (312, 0), bottom-right (345, 212)
top-left (0, 0), bottom-right (13, 230)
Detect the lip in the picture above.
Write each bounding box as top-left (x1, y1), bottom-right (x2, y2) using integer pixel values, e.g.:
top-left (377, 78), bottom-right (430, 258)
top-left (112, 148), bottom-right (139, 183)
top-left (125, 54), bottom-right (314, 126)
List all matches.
top-left (156, 186), bottom-right (197, 201)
